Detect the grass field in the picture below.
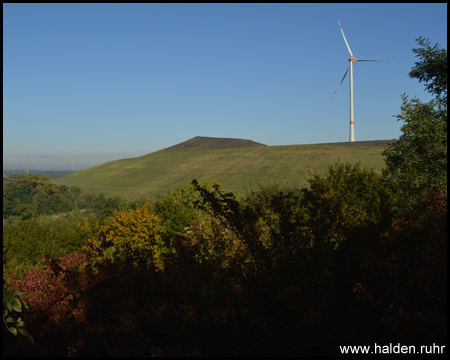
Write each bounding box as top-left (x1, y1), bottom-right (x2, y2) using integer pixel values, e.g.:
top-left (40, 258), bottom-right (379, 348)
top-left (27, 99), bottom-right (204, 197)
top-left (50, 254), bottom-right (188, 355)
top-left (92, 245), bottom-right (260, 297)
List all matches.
top-left (52, 139), bottom-right (393, 200)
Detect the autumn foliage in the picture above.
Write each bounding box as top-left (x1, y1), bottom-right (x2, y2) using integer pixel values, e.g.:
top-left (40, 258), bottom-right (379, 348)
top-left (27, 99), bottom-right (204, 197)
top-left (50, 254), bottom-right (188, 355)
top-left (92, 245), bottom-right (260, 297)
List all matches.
top-left (3, 168), bottom-right (447, 356)
top-left (81, 202), bottom-right (166, 270)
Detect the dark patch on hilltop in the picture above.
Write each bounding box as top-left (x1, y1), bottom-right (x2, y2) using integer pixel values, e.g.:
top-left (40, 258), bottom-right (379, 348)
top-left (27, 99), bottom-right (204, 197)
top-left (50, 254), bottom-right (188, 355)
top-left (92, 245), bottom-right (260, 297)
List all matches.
top-left (157, 136), bottom-right (268, 152)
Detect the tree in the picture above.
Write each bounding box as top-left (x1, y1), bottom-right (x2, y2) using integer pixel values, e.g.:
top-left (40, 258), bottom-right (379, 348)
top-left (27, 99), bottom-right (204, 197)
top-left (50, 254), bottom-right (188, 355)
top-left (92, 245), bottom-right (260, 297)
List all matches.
top-left (306, 162), bottom-right (394, 227)
top-left (88, 194), bottom-right (126, 220)
top-left (3, 182), bottom-right (32, 219)
top-left (13, 204), bottom-right (33, 220)
top-left (382, 38), bottom-right (447, 206)
top-left (408, 37), bottom-right (447, 101)
top-left (154, 181), bottom-right (215, 236)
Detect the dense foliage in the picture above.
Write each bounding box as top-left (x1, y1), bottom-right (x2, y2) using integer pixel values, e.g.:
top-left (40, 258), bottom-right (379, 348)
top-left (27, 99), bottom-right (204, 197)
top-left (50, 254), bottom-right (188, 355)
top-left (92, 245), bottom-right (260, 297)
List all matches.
top-left (3, 162), bottom-right (446, 356)
top-left (82, 202), bottom-right (167, 270)
top-left (154, 180), bottom-right (217, 236)
top-left (382, 37), bottom-right (447, 205)
top-left (3, 174), bottom-right (94, 220)
top-left (356, 189), bottom-right (447, 346)
top-left (408, 37), bottom-right (447, 100)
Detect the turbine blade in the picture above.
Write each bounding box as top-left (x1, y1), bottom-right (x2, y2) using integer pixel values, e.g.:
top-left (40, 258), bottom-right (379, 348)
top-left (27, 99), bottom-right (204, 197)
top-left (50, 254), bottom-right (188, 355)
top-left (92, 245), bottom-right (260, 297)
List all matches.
top-left (331, 65), bottom-right (350, 101)
top-left (354, 59), bottom-right (398, 63)
top-left (337, 18), bottom-right (354, 58)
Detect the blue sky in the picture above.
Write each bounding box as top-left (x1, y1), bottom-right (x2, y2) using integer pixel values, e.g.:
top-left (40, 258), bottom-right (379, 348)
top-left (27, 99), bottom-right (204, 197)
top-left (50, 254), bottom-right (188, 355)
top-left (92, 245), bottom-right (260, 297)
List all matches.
top-left (3, 3), bottom-right (447, 170)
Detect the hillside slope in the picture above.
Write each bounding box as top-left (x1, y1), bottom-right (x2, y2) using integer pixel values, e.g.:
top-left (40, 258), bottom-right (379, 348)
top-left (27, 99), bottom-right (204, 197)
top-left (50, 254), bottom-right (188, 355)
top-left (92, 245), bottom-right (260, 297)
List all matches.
top-left (52, 140), bottom-right (393, 200)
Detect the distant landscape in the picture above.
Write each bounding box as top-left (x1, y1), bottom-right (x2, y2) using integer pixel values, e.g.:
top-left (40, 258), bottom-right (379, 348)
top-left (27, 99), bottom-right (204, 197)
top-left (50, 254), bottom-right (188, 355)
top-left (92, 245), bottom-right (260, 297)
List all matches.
top-left (3, 169), bottom-right (73, 179)
top-left (52, 137), bottom-right (394, 199)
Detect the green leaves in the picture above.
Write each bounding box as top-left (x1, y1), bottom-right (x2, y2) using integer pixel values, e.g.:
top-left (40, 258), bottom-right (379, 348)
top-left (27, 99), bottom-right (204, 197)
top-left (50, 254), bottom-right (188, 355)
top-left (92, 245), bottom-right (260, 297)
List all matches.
top-left (382, 95), bottom-right (447, 205)
top-left (382, 37), bottom-right (447, 207)
top-left (4, 289), bottom-right (26, 313)
top-left (154, 181), bottom-right (213, 235)
top-left (3, 279), bottom-right (35, 345)
top-left (409, 37), bottom-right (447, 100)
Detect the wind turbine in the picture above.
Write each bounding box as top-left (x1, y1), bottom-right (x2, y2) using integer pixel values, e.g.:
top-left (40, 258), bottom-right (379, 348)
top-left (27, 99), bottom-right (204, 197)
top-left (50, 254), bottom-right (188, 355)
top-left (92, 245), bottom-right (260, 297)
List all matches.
top-left (331, 18), bottom-right (396, 142)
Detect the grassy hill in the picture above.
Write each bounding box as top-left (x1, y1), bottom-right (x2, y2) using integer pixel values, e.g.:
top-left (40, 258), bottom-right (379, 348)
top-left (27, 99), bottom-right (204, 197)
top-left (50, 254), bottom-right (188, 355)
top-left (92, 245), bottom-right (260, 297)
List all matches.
top-left (52, 138), bottom-right (394, 200)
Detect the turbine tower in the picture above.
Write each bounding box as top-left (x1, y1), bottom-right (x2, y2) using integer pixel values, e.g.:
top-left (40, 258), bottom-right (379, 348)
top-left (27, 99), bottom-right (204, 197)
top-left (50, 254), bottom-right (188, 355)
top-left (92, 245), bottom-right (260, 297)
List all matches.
top-left (331, 18), bottom-right (396, 142)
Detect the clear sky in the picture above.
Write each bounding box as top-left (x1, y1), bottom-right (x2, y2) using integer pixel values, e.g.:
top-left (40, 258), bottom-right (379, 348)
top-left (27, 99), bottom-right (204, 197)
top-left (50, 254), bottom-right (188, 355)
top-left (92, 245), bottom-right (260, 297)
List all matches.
top-left (3, 3), bottom-right (447, 171)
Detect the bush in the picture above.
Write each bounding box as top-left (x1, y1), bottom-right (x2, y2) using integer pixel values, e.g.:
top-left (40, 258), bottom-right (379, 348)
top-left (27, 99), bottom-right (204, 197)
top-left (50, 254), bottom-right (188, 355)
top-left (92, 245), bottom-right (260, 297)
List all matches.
top-left (154, 180), bottom-right (218, 236)
top-left (83, 202), bottom-right (166, 270)
top-left (354, 189), bottom-right (447, 345)
top-left (3, 213), bottom-right (101, 274)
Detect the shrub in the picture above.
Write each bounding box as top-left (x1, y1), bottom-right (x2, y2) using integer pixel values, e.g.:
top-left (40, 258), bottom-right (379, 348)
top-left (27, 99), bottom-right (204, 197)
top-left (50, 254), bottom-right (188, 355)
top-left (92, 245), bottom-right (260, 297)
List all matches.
top-left (83, 202), bottom-right (166, 270)
top-left (354, 189), bottom-right (447, 345)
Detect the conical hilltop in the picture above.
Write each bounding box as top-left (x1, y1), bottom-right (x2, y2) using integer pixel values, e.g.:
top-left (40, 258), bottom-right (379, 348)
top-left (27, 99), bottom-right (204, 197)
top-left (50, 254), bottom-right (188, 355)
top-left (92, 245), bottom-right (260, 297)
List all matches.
top-left (157, 136), bottom-right (267, 152)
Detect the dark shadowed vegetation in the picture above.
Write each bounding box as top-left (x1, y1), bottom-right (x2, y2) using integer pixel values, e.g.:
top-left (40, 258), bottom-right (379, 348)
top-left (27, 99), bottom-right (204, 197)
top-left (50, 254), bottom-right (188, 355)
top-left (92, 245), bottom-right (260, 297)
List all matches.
top-left (3, 164), bottom-right (446, 356)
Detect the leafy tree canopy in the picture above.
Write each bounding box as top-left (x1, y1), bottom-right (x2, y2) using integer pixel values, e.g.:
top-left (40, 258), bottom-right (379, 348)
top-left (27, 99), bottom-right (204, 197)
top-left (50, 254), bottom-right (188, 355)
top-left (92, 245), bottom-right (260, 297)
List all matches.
top-left (154, 180), bottom-right (221, 235)
top-left (382, 37), bottom-right (447, 206)
top-left (409, 36), bottom-right (447, 101)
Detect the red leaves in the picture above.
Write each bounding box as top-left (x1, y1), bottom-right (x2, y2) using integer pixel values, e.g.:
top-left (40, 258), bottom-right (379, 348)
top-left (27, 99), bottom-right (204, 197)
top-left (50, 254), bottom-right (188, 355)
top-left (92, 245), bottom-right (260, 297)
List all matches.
top-left (4, 251), bottom-right (119, 332)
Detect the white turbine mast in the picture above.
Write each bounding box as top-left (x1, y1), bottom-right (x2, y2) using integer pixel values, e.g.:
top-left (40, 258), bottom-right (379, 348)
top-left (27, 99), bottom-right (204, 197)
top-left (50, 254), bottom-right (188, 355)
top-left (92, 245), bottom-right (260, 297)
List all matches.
top-left (331, 18), bottom-right (396, 142)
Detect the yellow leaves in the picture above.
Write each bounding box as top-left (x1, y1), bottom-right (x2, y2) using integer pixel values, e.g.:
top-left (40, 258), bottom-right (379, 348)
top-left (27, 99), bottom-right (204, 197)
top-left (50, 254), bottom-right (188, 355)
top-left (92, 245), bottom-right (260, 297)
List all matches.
top-left (76, 218), bottom-right (90, 230)
top-left (83, 203), bottom-right (167, 270)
